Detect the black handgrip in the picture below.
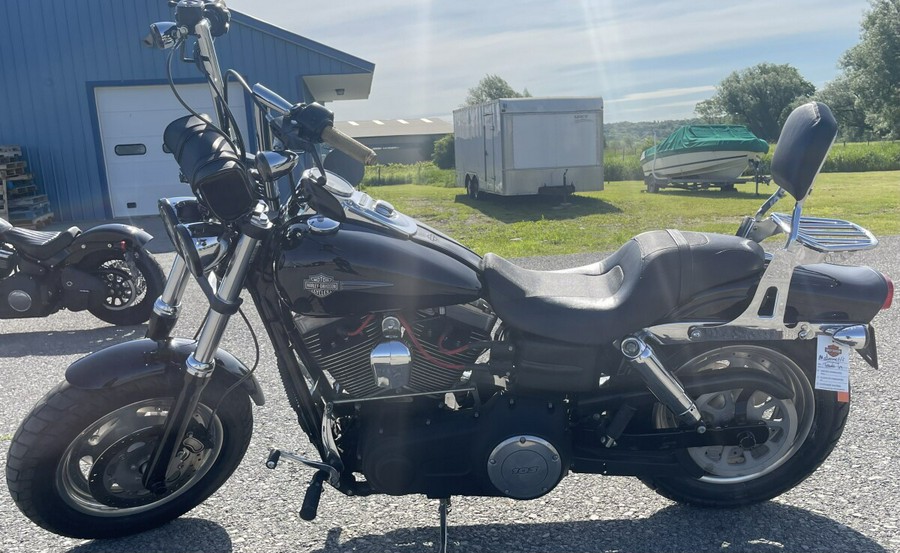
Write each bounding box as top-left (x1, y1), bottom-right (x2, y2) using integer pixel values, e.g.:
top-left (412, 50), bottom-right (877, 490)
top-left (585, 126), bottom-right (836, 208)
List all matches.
top-left (321, 126), bottom-right (377, 166)
top-left (299, 470), bottom-right (327, 521)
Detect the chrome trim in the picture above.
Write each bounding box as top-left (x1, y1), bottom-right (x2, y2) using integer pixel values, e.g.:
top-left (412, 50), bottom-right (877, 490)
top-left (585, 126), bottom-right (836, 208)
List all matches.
top-left (824, 324), bottom-right (869, 348)
top-left (250, 83), bottom-right (292, 116)
top-left (371, 340), bottom-right (412, 390)
top-left (307, 215), bottom-right (340, 235)
top-left (185, 353), bottom-right (214, 378)
top-left (647, 242), bottom-right (826, 345)
top-left (321, 405), bottom-right (342, 486)
top-left (194, 20), bottom-right (229, 133)
top-left (155, 256), bottom-right (191, 316)
top-left (267, 449), bottom-right (340, 484)
top-left (771, 212), bottom-right (878, 252)
top-left (344, 191), bottom-right (418, 237)
top-left (620, 336), bottom-right (702, 426)
top-left (331, 387), bottom-right (477, 405)
top-left (193, 205), bottom-right (271, 364)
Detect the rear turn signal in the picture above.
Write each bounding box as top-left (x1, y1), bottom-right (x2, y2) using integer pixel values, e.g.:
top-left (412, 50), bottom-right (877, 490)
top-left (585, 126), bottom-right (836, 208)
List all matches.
top-left (882, 273), bottom-right (894, 310)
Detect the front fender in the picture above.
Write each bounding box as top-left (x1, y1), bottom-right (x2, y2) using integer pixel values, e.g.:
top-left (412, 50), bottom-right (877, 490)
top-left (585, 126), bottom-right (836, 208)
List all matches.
top-left (65, 338), bottom-right (265, 406)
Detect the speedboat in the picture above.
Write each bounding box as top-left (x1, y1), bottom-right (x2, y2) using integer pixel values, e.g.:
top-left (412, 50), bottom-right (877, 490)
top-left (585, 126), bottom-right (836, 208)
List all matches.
top-left (641, 125), bottom-right (769, 183)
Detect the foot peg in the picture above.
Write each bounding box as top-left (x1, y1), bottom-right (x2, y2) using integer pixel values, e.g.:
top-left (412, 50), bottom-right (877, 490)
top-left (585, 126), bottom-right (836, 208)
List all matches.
top-left (621, 335), bottom-right (703, 427)
top-left (266, 448), bottom-right (341, 521)
top-left (299, 471), bottom-right (328, 521)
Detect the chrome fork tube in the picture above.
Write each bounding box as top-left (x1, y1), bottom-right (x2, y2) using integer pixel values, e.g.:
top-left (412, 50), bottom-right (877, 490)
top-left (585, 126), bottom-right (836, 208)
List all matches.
top-left (143, 209), bottom-right (271, 493)
top-left (621, 336), bottom-right (703, 427)
top-left (146, 256), bottom-right (191, 341)
top-left (192, 231), bottom-right (259, 365)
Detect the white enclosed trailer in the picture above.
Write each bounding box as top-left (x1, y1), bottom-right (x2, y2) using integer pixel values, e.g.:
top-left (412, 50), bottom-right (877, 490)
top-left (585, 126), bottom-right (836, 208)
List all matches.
top-left (453, 97), bottom-right (603, 197)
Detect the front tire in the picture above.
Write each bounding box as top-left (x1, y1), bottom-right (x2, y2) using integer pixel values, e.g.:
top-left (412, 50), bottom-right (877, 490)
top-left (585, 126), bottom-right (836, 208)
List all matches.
top-left (641, 343), bottom-right (848, 507)
top-left (83, 247), bottom-right (165, 326)
top-left (6, 375), bottom-right (253, 538)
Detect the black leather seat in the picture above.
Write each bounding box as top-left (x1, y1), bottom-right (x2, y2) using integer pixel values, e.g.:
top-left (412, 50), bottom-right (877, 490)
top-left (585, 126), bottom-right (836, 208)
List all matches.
top-left (482, 230), bottom-right (765, 345)
top-left (0, 220), bottom-right (81, 261)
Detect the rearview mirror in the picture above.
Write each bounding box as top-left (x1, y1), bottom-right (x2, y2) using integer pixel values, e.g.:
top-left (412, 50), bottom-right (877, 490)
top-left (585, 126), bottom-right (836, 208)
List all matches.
top-left (144, 22), bottom-right (179, 50)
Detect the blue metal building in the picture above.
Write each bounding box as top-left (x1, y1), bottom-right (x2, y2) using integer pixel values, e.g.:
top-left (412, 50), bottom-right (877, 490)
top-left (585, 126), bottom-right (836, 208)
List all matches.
top-left (0, 0), bottom-right (374, 221)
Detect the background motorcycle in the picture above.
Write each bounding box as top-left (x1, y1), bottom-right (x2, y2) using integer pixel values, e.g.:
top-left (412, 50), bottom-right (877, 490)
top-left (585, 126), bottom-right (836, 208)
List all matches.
top-left (0, 218), bottom-right (164, 325)
top-left (5, 2), bottom-right (892, 551)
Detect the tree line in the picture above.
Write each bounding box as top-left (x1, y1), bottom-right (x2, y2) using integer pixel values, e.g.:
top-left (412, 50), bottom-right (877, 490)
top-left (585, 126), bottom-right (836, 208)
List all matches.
top-left (698, 0), bottom-right (898, 141)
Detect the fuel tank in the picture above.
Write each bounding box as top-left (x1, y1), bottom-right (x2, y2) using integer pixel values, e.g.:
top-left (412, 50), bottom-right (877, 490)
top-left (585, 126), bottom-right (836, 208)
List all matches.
top-left (276, 217), bottom-right (483, 316)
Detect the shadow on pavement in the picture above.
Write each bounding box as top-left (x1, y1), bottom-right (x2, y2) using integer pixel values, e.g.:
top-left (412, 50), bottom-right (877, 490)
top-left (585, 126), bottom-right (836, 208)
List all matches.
top-left (313, 502), bottom-right (886, 553)
top-left (0, 326), bottom-right (143, 357)
top-left (66, 518), bottom-right (232, 553)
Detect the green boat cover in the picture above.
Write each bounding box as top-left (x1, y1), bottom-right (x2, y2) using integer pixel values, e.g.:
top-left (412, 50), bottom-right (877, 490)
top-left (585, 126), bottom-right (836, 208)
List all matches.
top-left (642, 125), bottom-right (769, 160)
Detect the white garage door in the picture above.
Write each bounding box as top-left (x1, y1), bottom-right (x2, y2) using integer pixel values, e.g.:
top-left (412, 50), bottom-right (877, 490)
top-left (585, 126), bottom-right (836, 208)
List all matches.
top-left (95, 84), bottom-right (249, 217)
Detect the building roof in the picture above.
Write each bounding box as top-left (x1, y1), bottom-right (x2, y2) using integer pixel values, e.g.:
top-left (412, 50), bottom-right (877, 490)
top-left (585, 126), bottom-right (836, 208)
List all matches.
top-left (335, 118), bottom-right (453, 138)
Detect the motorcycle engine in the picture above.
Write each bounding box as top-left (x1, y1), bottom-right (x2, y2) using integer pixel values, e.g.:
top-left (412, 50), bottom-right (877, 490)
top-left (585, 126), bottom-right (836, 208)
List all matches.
top-left (0, 272), bottom-right (54, 318)
top-left (295, 302), bottom-right (495, 398)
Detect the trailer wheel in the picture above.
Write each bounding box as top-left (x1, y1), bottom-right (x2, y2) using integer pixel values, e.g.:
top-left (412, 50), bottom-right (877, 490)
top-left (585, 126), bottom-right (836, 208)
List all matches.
top-left (720, 183), bottom-right (736, 192)
top-left (468, 177), bottom-right (480, 200)
top-left (645, 177), bottom-right (660, 194)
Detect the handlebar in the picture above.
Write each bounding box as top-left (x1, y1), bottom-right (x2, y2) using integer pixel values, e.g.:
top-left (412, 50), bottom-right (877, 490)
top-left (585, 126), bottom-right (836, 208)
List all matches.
top-left (321, 126), bottom-right (377, 166)
top-left (251, 84), bottom-right (377, 166)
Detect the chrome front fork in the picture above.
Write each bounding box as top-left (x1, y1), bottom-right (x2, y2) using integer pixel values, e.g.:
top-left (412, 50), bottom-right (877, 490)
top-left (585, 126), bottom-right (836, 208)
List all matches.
top-left (143, 208), bottom-right (271, 493)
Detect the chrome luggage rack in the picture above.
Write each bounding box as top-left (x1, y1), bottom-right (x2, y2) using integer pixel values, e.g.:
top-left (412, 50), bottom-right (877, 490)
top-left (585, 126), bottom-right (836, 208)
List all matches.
top-left (770, 212), bottom-right (878, 252)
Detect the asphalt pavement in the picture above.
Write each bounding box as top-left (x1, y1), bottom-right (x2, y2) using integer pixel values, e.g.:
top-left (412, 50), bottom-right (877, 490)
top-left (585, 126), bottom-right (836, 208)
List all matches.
top-left (0, 230), bottom-right (898, 553)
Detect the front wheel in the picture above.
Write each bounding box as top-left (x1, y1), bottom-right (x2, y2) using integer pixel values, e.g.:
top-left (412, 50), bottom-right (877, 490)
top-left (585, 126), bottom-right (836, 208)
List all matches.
top-left (6, 375), bottom-right (253, 538)
top-left (83, 247), bottom-right (165, 326)
top-left (641, 343), bottom-right (849, 507)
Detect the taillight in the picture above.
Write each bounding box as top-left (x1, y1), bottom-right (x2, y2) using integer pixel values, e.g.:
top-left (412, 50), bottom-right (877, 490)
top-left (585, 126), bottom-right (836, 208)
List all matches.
top-left (883, 273), bottom-right (894, 310)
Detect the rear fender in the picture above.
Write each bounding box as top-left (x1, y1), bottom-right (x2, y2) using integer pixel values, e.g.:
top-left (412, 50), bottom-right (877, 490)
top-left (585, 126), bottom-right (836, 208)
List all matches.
top-left (60, 224), bottom-right (154, 265)
top-left (65, 338), bottom-right (265, 406)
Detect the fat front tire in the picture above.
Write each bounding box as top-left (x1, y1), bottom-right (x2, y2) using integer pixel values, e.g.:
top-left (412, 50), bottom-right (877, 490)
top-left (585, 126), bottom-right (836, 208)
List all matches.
top-left (6, 376), bottom-right (253, 538)
top-left (641, 343), bottom-right (849, 507)
top-left (84, 247), bottom-right (165, 326)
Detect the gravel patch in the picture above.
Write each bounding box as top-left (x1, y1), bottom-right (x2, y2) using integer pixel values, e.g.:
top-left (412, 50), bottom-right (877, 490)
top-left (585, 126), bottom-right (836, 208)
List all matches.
top-left (1, 233), bottom-right (898, 553)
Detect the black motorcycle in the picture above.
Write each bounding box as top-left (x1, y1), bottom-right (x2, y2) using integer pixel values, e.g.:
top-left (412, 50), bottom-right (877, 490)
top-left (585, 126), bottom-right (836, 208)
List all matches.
top-left (0, 218), bottom-right (164, 325)
top-left (6, 2), bottom-right (893, 551)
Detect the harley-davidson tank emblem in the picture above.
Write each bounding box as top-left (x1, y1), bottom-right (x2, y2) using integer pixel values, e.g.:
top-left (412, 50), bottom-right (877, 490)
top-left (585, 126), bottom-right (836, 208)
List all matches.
top-left (304, 273), bottom-right (341, 298)
top-left (303, 274), bottom-right (394, 298)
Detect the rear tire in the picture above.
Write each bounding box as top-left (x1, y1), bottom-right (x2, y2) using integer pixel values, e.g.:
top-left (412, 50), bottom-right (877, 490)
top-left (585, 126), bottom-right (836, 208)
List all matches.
top-left (83, 247), bottom-right (164, 326)
top-left (6, 376), bottom-right (253, 538)
top-left (641, 342), bottom-right (848, 507)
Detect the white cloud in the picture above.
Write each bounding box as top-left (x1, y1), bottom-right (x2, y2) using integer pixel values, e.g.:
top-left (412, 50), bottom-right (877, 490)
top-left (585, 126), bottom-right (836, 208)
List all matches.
top-left (225, 0), bottom-right (868, 121)
top-left (606, 86), bottom-right (717, 104)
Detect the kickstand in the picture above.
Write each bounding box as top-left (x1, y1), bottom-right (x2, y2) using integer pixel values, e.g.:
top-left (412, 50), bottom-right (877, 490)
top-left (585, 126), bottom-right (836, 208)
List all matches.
top-left (438, 497), bottom-right (451, 553)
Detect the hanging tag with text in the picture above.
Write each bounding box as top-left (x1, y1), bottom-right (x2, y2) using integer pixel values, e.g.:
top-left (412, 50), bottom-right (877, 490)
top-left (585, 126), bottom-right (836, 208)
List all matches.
top-left (815, 335), bottom-right (850, 401)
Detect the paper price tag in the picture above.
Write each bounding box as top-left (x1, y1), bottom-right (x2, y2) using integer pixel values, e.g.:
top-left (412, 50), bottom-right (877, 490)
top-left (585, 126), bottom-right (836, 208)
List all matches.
top-left (815, 335), bottom-right (850, 397)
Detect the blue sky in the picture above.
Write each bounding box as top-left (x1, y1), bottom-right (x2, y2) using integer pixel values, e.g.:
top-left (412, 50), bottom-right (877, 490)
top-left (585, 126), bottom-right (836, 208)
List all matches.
top-left (227, 0), bottom-right (870, 123)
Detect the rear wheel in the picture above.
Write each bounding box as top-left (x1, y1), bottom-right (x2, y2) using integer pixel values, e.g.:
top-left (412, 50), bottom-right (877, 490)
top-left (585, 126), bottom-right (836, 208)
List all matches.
top-left (6, 376), bottom-right (253, 538)
top-left (83, 247), bottom-right (164, 326)
top-left (641, 343), bottom-right (848, 507)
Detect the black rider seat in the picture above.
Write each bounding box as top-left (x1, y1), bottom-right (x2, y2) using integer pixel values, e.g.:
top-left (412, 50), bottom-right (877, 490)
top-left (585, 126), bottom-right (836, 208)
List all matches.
top-left (482, 230), bottom-right (765, 346)
top-left (0, 219), bottom-right (81, 261)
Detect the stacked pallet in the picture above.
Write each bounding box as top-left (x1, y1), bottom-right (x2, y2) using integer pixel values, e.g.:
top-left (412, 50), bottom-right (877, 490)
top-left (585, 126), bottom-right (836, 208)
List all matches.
top-left (0, 145), bottom-right (53, 229)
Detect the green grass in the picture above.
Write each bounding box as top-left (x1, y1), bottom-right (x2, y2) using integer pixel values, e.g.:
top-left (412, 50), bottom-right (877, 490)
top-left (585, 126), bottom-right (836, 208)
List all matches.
top-left (364, 171), bottom-right (900, 258)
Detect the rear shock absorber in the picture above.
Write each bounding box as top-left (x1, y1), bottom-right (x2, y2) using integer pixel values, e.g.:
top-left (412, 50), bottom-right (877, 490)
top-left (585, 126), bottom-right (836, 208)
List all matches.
top-left (620, 335), bottom-right (704, 428)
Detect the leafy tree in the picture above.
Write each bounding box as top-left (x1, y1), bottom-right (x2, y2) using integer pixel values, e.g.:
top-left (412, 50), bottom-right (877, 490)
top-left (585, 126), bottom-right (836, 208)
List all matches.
top-left (695, 63), bottom-right (815, 141)
top-left (840, 0), bottom-right (900, 138)
top-left (464, 74), bottom-right (532, 106)
top-left (431, 134), bottom-right (455, 169)
top-left (814, 76), bottom-right (871, 141)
